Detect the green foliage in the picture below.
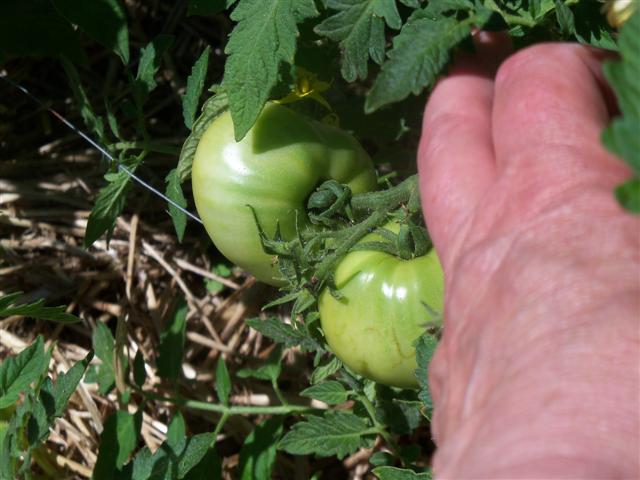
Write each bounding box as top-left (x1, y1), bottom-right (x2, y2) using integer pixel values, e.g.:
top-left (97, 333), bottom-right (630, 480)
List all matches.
top-left (222, 0), bottom-right (319, 140)
top-left (301, 380), bottom-right (348, 405)
top-left (278, 411), bottom-right (375, 458)
top-left (215, 358), bottom-right (232, 405)
top-left (94, 410), bottom-right (143, 479)
top-left (365, 8), bottom-right (477, 112)
top-left (166, 91), bottom-right (229, 238)
top-left (238, 418), bottom-right (283, 480)
top-left (315, 0), bottom-right (403, 82)
top-left (415, 332), bottom-right (438, 410)
top-left (0, 340), bottom-right (92, 480)
top-left (245, 316), bottom-right (321, 351)
top-left (84, 156), bottom-right (141, 247)
top-left (182, 47), bottom-right (211, 130)
top-left (0, 292), bottom-right (80, 324)
top-left (373, 466), bottom-right (433, 479)
top-left (602, 11), bottom-right (640, 213)
top-left (85, 321), bottom-right (117, 394)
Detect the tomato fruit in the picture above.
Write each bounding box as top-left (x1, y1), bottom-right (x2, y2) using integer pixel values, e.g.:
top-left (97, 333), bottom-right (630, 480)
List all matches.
top-left (192, 102), bottom-right (378, 285)
top-left (319, 222), bottom-right (444, 389)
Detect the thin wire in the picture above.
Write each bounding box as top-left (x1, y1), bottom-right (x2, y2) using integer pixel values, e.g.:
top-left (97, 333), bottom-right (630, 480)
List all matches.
top-left (0, 74), bottom-right (203, 225)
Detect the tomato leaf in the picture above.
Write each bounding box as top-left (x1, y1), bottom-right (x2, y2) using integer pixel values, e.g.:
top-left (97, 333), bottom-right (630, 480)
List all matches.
top-left (120, 431), bottom-right (214, 480)
top-left (314, 0), bottom-right (404, 82)
top-left (365, 9), bottom-right (474, 113)
top-left (93, 410), bottom-right (143, 479)
top-left (165, 169), bottom-right (188, 242)
top-left (238, 417), bottom-right (283, 480)
top-left (182, 46), bottom-right (211, 130)
top-left (300, 381), bottom-right (348, 405)
top-left (372, 466), bottom-right (433, 479)
top-left (176, 91), bottom-right (228, 182)
top-left (615, 177), bottom-right (640, 213)
top-left (85, 155), bottom-right (141, 247)
top-left (278, 411), bottom-right (375, 459)
top-left (0, 337), bottom-right (47, 410)
top-left (133, 35), bottom-right (174, 108)
top-left (84, 321), bottom-right (116, 395)
top-left (62, 58), bottom-right (106, 140)
top-left (245, 317), bottom-right (321, 352)
top-left (223, 0), bottom-right (319, 141)
top-left (602, 11), bottom-right (640, 212)
top-left (0, 292), bottom-right (79, 324)
top-left (414, 332), bottom-right (438, 410)
top-left (215, 358), bottom-right (231, 405)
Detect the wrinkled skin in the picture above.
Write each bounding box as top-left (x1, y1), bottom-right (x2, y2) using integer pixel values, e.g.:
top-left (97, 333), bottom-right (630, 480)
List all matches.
top-left (418, 37), bottom-right (640, 479)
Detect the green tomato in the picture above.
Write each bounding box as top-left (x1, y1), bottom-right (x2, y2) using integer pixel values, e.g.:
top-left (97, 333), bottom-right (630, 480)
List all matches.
top-left (319, 222), bottom-right (444, 389)
top-left (192, 102), bottom-right (378, 285)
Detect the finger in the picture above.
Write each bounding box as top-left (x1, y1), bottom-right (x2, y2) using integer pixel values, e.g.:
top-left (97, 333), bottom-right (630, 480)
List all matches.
top-left (418, 33), bottom-right (511, 265)
top-left (492, 44), bottom-right (630, 181)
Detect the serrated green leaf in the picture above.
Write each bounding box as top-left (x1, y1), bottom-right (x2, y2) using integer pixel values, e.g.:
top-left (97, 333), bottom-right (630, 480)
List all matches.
top-left (175, 91), bottom-right (228, 183)
top-left (47, 351), bottom-right (93, 419)
top-left (300, 381), bottom-right (348, 404)
top-left (93, 410), bottom-right (142, 480)
top-left (0, 292), bottom-right (79, 324)
top-left (85, 157), bottom-right (141, 247)
top-left (123, 432), bottom-right (213, 480)
top-left (183, 47), bottom-right (211, 129)
top-left (365, 12), bottom-right (473, 112)
top-left (165, 169), bottom-right (188, 242)
top-left (0, 337), bottom-right (46, 409)
top-left (215, 358), bottom-right (231, 405)
top-left (423, 0), bottom-right (473, 17)
top-left (373, 466), bottom-right (433, 479)
top-left (238, 417), bottom-right (283, 480)
top-left (223, 0), bottom-right (318, 140)
top-left (236, 346), bottom-right (282, 383)
top-left (51, 0), bottom-right (129, 63)
top-left (376, 398), bottom-right (422, 435)
top-left (62, 58), bottom-right (106, 140)
top-left (554, 0), bottom-right (575, 36)
top-left (133, 34), bottom-right (174, 108)
top-left (27, 352), bottom-right (93, 445)
top-left (278, 411), bottom-right (374, 459)
top-left (602, 11), bottom-right (640, 212)
top-left (157, 299), bottom-right (188, 382)
top-left (314, 0), bottom-right (401, 82)
top-left (310, 356), bottom-right (342, 384)
top-left (615, 177), bottom-right (640, 213)
top-left (245, 317), bottom-right (321, 351)
top-left (182, 448), bottom-right (221, 480)
top-left (573, 1), bottom-right (617, 50)
top-left (415, 332), bottom-right (438, 409)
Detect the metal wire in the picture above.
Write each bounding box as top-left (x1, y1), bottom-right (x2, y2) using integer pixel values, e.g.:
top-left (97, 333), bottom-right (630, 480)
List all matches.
top-left (0, 74), bottom-right (203, 225)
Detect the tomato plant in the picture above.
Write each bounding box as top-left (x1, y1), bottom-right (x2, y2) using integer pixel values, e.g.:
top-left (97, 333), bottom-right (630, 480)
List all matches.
top-left (319, 222), bottom-right (444, 389)
top-left (191, 102), bottom-right (378, 285)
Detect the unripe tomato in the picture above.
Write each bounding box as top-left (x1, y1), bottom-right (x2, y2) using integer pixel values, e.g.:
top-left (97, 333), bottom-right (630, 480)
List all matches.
top-left (192, 103), bottom-right (378, 285)
top-left (319, 222), bottom-right (444, 389)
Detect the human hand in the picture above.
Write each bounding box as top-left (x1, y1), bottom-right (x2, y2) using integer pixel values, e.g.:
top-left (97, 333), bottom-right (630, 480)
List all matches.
top-left (418, 38), bottom-right (640, 479)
